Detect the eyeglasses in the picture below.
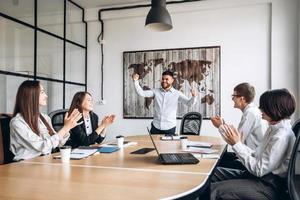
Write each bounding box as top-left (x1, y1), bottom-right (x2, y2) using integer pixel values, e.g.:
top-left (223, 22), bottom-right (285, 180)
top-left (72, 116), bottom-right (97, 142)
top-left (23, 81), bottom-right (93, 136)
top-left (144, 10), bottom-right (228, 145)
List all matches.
top-left (231, 94), bottom-right (242, 99)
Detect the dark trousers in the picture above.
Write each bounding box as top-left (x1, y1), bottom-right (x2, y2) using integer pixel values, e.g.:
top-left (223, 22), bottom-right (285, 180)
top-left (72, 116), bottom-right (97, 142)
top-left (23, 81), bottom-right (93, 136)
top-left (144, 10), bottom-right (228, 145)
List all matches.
top-left (210, 167), bottom-right (285, 200)
top-left (150, 123), bottom-right (176, 136)
top-left (218, 151), bottom-right (247, 170)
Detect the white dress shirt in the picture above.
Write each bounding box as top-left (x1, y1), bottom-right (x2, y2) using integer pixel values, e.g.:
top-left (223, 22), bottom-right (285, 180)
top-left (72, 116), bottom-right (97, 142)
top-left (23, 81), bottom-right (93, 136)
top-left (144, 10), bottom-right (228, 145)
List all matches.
top-left (83, 116), bottom-right (93, 136)
top-left (10, 113), bottom-right (70, 161)
top-left (232, 119), bottom-right (295, 178)
top-left (219, 103), bottom-right (267, 150)
top-left (134, 80), bottom-right (196, 130)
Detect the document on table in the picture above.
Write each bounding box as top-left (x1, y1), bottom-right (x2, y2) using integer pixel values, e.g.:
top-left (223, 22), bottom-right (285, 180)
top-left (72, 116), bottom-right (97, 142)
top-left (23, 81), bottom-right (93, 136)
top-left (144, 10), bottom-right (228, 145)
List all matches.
top-left (160, 135), bottom-right (181, 140)
top-left (103, 141), bottom-right (137, 147)
top-left (186, 141), bottom-right (213, 148)
top-left (70, 149), bottom-right (98, 160)
top-left (181, 147), bottom-right (218, 154)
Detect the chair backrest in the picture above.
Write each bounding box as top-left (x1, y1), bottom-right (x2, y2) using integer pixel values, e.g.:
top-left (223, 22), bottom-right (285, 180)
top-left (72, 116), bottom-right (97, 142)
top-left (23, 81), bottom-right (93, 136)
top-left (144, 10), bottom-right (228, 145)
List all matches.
top-left (0, 113), bottom-right (14, 164)
top-left (48, 109), bottom-right (68, 132)
top-left (180, 112), bottom-right (202, 135)
top-left (292, 119), bottom-right (300, 137)
top-left (287, 132), bottom-right (300, 200)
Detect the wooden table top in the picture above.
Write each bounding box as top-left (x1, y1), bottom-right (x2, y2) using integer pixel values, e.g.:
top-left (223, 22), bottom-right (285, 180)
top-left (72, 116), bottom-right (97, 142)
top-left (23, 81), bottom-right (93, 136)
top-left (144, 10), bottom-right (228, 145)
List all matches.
top-left (0, 135), bottom-right (226, 200)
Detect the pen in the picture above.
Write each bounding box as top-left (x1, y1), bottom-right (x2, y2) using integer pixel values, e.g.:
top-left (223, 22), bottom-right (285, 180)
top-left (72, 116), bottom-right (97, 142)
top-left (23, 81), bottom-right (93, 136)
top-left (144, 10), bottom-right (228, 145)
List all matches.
top-left (187, 145), bottom-right (211, 149)
top-left (71, 152), bottom-right (85, 155)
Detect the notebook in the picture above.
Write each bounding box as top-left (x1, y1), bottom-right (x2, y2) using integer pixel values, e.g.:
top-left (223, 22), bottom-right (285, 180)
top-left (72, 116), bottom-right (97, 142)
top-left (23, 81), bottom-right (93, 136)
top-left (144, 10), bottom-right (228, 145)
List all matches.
top-left (147, 128), bottom-right (199, 165)
top-left (78, 146), bottom-right (119, 153)
top-left (98, 146), bottom-right (119, 153)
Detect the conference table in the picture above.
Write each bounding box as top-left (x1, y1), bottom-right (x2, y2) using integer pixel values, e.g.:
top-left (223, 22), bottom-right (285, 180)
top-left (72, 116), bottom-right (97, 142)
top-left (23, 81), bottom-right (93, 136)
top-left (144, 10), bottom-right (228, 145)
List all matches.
top-left (0, 135), bottom-right (226, 200)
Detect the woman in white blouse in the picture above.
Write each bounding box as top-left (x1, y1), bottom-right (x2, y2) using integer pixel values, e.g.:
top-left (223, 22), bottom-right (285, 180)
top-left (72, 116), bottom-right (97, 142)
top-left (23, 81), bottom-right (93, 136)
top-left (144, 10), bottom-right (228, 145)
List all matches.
top-left (10, 80), bottom-right (82, 161)
top-left (210, 89), bottom-right (296, 200)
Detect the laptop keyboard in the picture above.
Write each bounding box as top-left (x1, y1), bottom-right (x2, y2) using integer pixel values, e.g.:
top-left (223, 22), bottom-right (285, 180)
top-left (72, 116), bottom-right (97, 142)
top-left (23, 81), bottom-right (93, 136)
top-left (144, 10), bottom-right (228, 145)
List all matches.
top-left (163, 154), bottom-right (181, 163)
top-left (161, 153), bottom-right (199, 164)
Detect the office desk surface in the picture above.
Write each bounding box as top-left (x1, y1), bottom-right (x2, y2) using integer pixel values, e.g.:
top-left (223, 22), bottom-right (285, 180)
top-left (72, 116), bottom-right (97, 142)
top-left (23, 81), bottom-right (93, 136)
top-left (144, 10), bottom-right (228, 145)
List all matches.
top-left (0, 135), bottom-right (226, 200)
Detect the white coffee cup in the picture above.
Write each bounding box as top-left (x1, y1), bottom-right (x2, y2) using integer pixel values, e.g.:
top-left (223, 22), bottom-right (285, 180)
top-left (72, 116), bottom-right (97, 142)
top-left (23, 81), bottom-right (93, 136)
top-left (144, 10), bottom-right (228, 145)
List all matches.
top-left (60, 146), bottom-right (71, 163)
top-left (180, 136), bottom-right (188, 150)
top-left (116, 135), bottom-right (124, 148)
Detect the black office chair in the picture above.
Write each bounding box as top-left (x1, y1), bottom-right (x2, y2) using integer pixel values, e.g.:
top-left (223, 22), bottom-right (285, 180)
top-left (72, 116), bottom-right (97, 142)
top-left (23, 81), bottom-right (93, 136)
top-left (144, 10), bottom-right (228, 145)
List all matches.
top-left (287, 131), bottom-right (300, 200)
top-left (0, 113), bottom-right (14, 164)
top-left (48, 109), bottom-right (68, 132)
top-left (180, 112), bottom-right (202, 135)
top-left (292, 119), bottom-right (300, 138)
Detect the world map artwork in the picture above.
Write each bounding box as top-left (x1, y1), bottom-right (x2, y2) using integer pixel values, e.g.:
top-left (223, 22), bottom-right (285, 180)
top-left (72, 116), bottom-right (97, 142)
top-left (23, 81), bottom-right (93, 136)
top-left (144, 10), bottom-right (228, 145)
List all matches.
top-left (123, 47), bottom-right (220, 119)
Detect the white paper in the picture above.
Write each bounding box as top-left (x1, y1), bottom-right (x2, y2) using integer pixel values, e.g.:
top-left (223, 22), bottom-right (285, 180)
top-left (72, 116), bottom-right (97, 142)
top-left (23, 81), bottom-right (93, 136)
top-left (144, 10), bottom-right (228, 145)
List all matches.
top-left (69, 149), bottom-right (98, 159)
top-left (181, 147), bottom-right (218, 154)
top-left (201, 154), bottom-right (220, 159)
top-left (102, 141), bottom-right (137, 148)
top-left (186, 141), bottom-right (213, 148)
top-left (161, 136), bottom-right (181, 140)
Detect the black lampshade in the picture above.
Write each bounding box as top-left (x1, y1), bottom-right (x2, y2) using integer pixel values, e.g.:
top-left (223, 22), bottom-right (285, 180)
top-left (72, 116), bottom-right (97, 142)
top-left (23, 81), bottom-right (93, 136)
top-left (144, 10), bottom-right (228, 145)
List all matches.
top-left (145, 0), bottom-right (173, 31)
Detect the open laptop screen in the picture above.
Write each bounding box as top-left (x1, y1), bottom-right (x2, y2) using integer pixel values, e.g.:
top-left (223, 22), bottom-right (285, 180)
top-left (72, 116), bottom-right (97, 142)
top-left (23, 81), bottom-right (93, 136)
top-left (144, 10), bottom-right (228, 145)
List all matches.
top-left (147, 127), bottom-right (160, 156)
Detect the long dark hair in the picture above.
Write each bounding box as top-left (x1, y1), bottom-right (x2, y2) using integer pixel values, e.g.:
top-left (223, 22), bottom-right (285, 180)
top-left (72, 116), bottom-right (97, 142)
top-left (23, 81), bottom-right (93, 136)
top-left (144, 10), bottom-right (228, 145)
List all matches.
top-left (13, 80), bottom-right (54, 136)
top-left (69, 91), bottom-right (91, 114)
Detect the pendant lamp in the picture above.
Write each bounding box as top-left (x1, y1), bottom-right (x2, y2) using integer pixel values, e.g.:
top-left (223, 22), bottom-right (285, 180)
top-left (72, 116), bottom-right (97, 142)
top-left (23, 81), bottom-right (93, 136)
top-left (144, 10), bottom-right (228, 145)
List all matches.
top-left (145, 0), bottom-right (173, 31)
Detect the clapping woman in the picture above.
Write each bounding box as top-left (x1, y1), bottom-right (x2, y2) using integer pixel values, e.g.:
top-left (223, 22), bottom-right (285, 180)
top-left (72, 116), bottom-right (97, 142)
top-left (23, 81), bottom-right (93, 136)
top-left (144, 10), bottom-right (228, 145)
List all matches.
top-left (10, 80), bottom-right (82, 161)
top-left (66, 92), bottom-right (116, 148)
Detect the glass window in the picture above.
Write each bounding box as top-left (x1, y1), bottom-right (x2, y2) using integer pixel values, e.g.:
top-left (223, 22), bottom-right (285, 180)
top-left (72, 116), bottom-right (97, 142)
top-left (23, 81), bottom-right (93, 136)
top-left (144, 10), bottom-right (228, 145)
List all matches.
top-left (0, 17), bottom-right (34, 73)
top-left (37, 31), bottom-right (63, 80)
top-left (65, 84), bottom-right (85, 108)
top-left (0, 0), bottom-right (34, 25)
top-left (0, 74), bottom-right (30, 113)
top-left (66, 1), bottom-right (85, 46)
top-left (39, 80), bottom-right (63, 114)
top-left (65, 42), bottom-right (85, 83)
top-left (37, 0), bottom-right (64, 37)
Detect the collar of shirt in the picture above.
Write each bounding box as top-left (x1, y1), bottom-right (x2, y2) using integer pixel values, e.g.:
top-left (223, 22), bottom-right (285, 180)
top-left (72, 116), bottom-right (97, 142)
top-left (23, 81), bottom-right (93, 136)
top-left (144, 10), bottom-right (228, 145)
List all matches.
top-left (243, 102), bottom-right (256, 113)
top-left (269, 119), bottom-right (291, 132)
top-left (160, 87), bottom-right (175, 93)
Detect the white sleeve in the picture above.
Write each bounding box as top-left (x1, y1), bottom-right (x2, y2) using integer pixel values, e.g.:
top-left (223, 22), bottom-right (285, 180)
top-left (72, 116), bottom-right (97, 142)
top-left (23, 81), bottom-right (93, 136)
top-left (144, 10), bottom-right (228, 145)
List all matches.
top-left (178, 91), bottom-right (196, 106)
top-left (10, 119), bottom-right (60, 155)
top-left (232, 134), bottom-right (289, 177)
top-left (134, 80), bottom-right (154, 97)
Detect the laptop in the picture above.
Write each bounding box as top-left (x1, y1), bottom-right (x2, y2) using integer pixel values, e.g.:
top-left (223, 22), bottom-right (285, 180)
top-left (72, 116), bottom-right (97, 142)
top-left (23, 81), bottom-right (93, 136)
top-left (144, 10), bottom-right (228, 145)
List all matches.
top-left (147, 128), bottom-right (199, 165)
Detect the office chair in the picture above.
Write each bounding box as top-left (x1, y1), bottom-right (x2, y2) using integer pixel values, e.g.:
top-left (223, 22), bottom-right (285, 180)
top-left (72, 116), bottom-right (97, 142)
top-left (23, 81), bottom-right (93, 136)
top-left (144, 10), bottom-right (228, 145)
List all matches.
top-left (180, 112), bottom-right (202, 135)
top-left (292, 119), bottom-right (300, 137)
top-left (287, 131), bottom-right (300, 200)
top-left (0, 113), bottom-right (14, 164)
top-left (48, 109), bottom-right (69, 132)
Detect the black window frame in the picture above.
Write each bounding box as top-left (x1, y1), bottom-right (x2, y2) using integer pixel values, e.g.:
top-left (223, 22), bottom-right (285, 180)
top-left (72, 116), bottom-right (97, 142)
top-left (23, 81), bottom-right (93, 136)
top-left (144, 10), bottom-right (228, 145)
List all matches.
top-left (0, 0), bottom-right (87, 110)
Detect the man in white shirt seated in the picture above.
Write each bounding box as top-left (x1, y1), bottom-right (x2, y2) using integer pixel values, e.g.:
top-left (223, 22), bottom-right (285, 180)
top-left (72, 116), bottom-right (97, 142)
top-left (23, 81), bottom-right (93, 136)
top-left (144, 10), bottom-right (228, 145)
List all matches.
top-left (211, 82), bottom-right (268, 169)
top-left (210, 88), bottom-right (296, 200)
top-left (132, 70), bottom-right (197, 135)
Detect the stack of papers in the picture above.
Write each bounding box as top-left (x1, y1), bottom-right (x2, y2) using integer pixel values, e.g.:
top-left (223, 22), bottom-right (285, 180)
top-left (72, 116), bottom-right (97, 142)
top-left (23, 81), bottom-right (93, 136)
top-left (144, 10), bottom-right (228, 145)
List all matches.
top-left (186, 141), bottom-right (213, 148)
top-left (104, 141), bottom-right (137, 147)
top-left (70, 149), bottom-right (98, 160)
top-left (160, 136), bottom-right (181, 140)
top-left (181, 147), bottom-right (218, 154)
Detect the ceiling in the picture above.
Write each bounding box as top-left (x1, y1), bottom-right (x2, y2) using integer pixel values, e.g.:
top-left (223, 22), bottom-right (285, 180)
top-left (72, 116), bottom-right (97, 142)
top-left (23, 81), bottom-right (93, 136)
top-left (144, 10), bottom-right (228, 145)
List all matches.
top-left (72, 0), bottom-right (150, 9)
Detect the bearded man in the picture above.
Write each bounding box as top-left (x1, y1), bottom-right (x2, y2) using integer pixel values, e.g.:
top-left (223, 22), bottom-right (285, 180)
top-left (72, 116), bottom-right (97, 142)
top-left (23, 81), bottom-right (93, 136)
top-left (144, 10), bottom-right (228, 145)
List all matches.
top-left (132, 70), bottom-right (197, 135)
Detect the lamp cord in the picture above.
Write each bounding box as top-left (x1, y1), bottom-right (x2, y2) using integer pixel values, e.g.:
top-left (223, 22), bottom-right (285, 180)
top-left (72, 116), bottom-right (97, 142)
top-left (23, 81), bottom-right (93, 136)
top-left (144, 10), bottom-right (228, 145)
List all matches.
top-left (97, 0), bottom-right (203, 101)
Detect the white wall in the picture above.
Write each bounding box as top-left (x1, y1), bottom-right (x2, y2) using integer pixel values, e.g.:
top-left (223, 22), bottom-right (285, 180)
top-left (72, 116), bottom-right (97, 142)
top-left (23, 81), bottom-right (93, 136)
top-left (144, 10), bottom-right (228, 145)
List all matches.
top-left (85, 0), bottom-right (299, 141)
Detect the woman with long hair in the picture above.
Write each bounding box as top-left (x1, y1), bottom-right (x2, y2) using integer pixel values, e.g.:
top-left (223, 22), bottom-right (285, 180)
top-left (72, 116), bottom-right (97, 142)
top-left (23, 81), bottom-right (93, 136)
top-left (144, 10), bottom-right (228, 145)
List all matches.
top-left (10, 80), bottom-right (82, 161)
top-left (66, 91), bottom-right (116, 148)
